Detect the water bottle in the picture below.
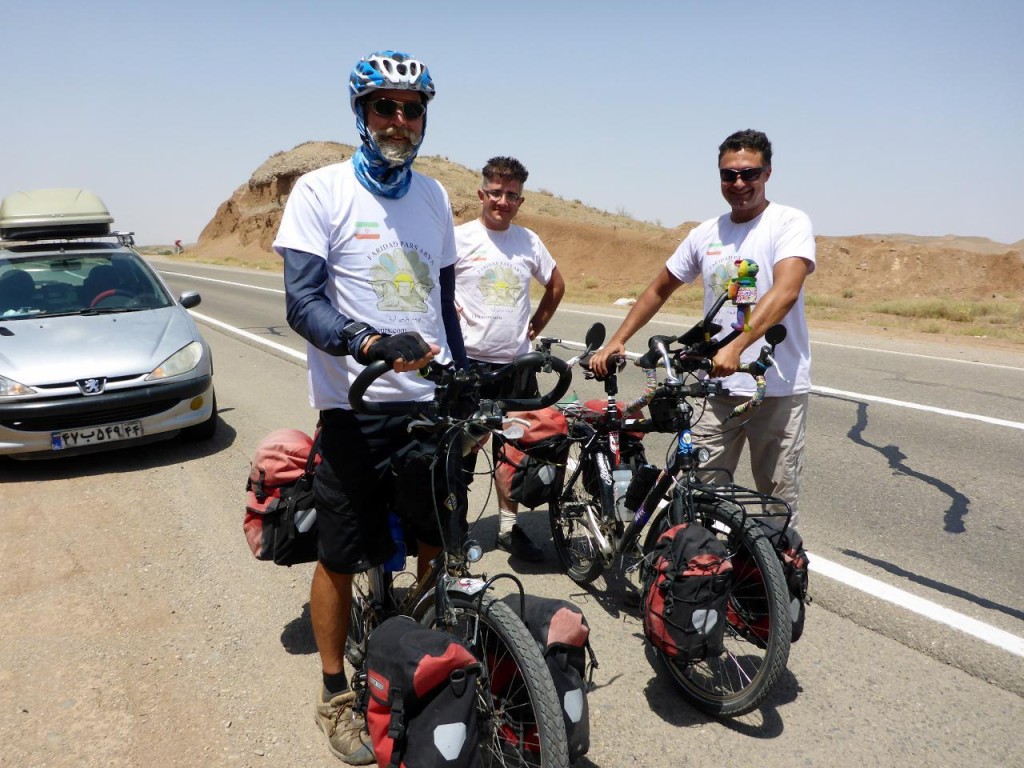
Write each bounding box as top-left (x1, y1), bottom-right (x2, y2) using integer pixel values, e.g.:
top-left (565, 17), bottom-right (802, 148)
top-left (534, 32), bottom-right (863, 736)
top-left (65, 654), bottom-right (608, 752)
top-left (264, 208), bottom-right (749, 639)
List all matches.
top-left (624, 464), bottom-right (660, 512)
top-left (383, 511), bottom-right (407, 572)
top-left (613, 467), bottom-right (634, 522)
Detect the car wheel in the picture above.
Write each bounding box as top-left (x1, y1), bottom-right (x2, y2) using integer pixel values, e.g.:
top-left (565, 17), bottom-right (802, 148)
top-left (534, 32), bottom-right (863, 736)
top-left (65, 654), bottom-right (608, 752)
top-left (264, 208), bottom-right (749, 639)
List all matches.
top-left (182, 391), bottom-right (218, 442)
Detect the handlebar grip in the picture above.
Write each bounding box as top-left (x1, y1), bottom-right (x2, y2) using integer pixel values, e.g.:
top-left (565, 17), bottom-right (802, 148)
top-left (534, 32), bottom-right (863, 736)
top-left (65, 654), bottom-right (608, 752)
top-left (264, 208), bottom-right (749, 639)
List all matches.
top-left (497, 353), bottom-right (573, 411)
top-left (348, 359), bottom-right (425, 416)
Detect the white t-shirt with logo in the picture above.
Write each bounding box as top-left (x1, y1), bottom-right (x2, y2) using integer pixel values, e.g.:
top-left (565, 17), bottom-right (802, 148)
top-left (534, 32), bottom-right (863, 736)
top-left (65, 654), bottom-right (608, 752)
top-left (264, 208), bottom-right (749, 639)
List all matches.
top-left (666, 202), bottom-right (816, 396)
top-left (454, 218), bottom-right (556, 362)
top-left (273, 160), bottom-right (457, 409)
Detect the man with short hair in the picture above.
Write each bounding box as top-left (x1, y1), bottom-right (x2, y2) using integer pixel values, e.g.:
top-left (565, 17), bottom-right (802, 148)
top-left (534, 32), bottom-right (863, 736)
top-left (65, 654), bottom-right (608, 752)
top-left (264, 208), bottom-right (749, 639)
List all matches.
top-left (273, 50), bottom-right (466, 765)
top-left (592, 129), bottom-right (815, 530)
top-left (455, 156), bottom-right (565, 561)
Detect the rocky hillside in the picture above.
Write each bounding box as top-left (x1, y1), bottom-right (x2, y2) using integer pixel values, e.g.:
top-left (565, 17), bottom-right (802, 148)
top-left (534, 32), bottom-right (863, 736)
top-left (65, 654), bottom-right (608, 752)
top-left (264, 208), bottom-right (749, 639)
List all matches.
top-left (193, 141), bottom-right (1024, 308)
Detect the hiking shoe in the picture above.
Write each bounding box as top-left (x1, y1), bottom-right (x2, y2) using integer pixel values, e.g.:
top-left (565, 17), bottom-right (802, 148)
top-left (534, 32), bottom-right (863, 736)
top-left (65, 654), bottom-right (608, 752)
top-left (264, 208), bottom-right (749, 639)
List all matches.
top-left (496, 524), bottom-right (544, 562)
top-left (314, 688), bottom-right (374, 765)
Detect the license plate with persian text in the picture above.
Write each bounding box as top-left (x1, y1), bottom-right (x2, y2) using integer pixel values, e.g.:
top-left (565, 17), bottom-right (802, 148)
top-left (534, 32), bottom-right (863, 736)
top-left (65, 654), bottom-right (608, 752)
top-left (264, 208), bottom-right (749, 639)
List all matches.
top-left (51, 421), bottom-right (143, 450)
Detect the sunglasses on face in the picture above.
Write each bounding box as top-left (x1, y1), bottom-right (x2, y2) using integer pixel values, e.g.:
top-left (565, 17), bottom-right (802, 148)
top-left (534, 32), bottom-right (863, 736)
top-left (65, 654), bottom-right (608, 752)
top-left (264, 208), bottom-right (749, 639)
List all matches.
top-left (369, 97), bottom-right (426, 120)
top-left (719, 167), bottom-right (766, 183)
top-left (481, 188), bottom-right (523, 204)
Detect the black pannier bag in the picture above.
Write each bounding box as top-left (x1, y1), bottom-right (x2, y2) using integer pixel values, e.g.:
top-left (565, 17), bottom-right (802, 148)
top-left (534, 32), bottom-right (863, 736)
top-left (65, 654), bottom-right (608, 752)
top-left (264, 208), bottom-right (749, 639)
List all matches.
top-left (364, 615), bottom-right (482, 768)
top-left (643, 523), bottom-right (734, 661)
top-left (501, 594), bottom-right (597, 763)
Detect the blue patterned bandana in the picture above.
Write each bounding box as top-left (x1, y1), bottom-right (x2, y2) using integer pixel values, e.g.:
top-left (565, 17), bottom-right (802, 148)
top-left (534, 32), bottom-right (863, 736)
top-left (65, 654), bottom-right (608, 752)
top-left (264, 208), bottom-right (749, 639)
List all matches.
top-left (351, 102), bottom-right (427, 199)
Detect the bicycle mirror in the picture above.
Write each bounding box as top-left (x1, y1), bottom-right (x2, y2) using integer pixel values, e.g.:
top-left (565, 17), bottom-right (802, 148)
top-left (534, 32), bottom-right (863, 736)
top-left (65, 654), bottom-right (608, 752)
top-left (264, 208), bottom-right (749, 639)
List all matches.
top-left (765, 324), bottom-right (787, 345)
top-left (585, 323), bottom-right (606, 350)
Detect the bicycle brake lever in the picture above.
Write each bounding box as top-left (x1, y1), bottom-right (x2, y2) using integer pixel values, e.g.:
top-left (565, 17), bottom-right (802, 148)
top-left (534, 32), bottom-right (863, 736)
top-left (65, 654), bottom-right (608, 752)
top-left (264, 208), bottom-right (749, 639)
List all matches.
top-left (655, 340), bottom-right (682, 385)
top-left (406, 418), bottom-right (435, 432)
top-left (765, 352), bottom-right (790, 383)
top-left (500, 418), bottom-right (530, 440)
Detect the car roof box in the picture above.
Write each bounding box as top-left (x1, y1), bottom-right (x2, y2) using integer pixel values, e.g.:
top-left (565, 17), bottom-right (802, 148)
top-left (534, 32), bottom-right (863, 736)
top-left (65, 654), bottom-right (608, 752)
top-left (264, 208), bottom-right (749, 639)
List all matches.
top-left (0, 188), bottom-right (114, 240)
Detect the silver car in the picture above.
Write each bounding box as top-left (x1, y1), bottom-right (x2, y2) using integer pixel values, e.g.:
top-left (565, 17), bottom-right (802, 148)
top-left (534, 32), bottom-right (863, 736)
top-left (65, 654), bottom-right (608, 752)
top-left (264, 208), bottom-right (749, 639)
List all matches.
top-left (0, 192), bottom-right (216, 459)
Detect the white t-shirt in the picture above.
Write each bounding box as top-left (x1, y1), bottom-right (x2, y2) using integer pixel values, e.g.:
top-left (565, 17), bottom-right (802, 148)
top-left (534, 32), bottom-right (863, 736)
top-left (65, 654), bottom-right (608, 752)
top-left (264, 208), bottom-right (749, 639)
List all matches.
top-left (453, 218), bottom-right (556, 362)
top-left (273, 160), bottom-right (457, 409)
top-left (666, 202), bottom-right (816, 396)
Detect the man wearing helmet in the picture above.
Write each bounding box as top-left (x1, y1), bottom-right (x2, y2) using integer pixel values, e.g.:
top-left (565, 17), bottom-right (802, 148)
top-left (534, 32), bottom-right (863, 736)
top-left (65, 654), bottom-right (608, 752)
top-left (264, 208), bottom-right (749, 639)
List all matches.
top-left (273, 50), bottom-right (466, 765)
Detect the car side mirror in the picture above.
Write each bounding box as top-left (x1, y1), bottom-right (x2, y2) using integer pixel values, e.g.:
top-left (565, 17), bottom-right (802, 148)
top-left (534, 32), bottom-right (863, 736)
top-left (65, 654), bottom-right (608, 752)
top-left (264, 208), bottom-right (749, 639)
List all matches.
top-left (179, 291), bottom-right (202, 309)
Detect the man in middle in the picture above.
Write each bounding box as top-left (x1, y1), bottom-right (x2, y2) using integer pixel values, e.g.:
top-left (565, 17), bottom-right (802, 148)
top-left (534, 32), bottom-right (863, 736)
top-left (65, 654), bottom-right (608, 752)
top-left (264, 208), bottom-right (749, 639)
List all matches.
top-left (455, 155), bottom-right (565, 562)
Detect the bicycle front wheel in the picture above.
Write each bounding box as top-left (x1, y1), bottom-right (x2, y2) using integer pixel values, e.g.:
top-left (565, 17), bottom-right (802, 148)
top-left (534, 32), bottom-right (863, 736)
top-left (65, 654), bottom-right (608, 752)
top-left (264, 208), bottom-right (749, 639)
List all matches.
top-left (548, 437), bottom-right (610, 584)
top-left (642, 498), bottom-right (792, 717)
top-left (420, 592), bottom-right (569, 768)
top-left (346, 569), bottom-right (383, 669)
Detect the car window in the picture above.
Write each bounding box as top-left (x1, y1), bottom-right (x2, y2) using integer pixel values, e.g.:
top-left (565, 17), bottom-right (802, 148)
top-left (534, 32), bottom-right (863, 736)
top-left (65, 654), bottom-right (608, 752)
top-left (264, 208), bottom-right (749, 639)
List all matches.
top-left (0, 249), bottom-right (174, 317)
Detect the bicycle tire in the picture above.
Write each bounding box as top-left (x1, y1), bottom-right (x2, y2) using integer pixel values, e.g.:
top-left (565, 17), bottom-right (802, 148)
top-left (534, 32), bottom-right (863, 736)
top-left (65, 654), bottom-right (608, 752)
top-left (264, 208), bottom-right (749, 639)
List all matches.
top-left (420, 593), bottom-right (570, 768)
top-left (641, 498), bottom-right (792, 717)
top-left (346, 570), bottom-right (372, 669)
top-left (345, 568), bottom-right (399, 670)
top-left (548, 436), bottom-right (610, 584)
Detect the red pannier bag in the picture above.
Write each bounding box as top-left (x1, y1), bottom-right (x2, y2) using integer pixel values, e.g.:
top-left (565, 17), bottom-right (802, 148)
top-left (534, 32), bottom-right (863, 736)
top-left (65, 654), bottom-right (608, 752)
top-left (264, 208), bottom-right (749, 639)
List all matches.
top-left (364, 615), bottom-right (482, 768)
top-left (496, 407), bottom-right (570, 508)
top-left (581, 398), bottom-right (647, 442)
top-left (501, 594), bottom-right (597, 763)
top-left (643, 522), bottom-right (734, 661)
top-left (243, 427), bottom-right (320, 566)
top-left (727, 519), bottom-right (810, 644)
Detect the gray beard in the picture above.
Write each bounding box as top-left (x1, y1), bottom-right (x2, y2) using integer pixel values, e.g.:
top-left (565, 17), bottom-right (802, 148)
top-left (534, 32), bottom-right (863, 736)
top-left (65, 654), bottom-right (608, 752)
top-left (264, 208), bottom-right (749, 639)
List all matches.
top-left (372, 129), bottom-right (421, 166)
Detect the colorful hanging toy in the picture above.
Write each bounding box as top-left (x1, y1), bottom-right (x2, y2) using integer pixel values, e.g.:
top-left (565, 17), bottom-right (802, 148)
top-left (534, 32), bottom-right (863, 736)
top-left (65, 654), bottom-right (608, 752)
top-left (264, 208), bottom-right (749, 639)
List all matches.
top-left (727, 259), bottom-right (759, 331)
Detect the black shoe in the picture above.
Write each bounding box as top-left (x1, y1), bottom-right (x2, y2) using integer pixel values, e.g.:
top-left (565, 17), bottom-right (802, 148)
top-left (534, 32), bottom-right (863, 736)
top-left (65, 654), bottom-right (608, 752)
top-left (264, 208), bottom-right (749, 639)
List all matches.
top-left (495, 525), bottom-right (544, 562)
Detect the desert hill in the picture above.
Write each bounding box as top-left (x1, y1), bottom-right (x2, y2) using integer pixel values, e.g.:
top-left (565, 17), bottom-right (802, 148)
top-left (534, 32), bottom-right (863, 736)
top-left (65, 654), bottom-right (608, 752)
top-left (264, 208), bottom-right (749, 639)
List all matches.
top-left (191, 141), bottom-right (1024, 336)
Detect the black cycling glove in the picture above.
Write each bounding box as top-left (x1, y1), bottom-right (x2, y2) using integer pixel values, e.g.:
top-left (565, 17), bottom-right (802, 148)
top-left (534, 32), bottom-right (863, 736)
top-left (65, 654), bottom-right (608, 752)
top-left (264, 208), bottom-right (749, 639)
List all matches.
top-left (365, 332), bottom-right (431, 366)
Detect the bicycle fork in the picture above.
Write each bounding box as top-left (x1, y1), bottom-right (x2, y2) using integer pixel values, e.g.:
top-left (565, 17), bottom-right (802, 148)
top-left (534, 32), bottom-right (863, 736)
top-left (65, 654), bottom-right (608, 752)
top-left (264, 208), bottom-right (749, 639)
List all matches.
top-left (583, 452), bottom-right (618, 564)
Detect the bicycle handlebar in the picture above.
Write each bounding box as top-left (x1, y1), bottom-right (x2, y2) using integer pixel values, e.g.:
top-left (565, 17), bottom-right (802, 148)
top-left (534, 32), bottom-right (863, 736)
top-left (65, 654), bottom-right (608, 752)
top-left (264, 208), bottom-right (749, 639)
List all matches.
top-left (628, 292), bottom-right (787, 421)
top-left (348, 351), bottom-right (573, 417)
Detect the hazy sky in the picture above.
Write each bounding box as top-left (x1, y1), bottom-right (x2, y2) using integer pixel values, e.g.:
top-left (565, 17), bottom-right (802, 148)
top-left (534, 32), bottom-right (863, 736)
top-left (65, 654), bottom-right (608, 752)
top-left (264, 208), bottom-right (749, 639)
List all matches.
top-left (4, 0), bottom-right (1022, 246)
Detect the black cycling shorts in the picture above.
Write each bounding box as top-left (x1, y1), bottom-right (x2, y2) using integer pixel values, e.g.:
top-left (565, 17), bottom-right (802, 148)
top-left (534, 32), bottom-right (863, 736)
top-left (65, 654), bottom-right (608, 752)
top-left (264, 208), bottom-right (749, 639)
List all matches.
top-left (314, 409), bottom-right (444, 574)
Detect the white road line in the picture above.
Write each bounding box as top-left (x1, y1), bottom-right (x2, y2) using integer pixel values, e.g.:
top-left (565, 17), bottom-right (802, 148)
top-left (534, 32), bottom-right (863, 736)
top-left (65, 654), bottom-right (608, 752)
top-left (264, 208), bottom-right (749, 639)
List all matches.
top-left (812, 340), bottom-right (1024, 371)
top-left (811, 555), bottom-right (1024, 657)
top-left (162, 270), bottom-right (285, 294)
top-left (605, 351), bottom-right (1024, 431)
top-left (192, 310), bottom-right (1024, 659)
top-left (813, 385), bottom-right (1024, 430)
top-left (190, 311), bottom-right (305, 361)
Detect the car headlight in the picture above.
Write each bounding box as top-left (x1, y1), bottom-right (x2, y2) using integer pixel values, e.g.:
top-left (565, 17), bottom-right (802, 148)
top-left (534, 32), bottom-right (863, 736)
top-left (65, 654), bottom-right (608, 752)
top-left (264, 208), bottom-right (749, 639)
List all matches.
top-left (146, 341), bottom-right (204, 381)
top-left (0, 375), bottom-right (36, 397)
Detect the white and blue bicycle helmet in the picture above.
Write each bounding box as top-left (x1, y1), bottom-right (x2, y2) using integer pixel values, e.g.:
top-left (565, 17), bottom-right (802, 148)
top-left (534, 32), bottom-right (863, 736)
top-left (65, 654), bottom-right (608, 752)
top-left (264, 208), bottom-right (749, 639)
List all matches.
top-left (348, 50), bottom-right (435, 113)
top-left (348, 50), bottom-right (436, 197)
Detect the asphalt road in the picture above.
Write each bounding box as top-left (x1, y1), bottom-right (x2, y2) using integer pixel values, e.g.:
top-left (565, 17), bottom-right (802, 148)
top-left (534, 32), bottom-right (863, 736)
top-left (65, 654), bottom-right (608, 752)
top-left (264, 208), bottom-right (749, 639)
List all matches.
top-left (3, 257), bottom-right (1021, 768)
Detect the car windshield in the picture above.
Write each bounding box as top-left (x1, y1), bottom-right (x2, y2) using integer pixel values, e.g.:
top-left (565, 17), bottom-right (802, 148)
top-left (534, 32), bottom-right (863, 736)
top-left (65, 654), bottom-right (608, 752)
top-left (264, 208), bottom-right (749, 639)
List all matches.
top-left (0, 248), bottom-right (175, 319)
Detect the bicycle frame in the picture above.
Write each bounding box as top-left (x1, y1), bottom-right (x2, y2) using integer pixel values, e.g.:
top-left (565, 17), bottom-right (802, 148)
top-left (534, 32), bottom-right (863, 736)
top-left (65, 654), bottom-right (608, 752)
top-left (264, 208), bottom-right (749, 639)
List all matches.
top-left (346, 353), bottom-right (576, 767)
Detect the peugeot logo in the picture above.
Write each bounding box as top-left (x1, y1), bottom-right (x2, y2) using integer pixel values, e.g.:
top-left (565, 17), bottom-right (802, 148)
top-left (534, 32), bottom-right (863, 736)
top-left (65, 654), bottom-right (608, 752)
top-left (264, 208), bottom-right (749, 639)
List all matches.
top-left (78, 378), bottom-right (106, 396)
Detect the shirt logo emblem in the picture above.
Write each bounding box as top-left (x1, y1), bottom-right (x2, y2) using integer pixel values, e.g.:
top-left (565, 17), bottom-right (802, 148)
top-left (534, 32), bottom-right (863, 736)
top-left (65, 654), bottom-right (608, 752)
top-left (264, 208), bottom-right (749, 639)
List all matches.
top-left (355, 221), bottom-right (380, 240)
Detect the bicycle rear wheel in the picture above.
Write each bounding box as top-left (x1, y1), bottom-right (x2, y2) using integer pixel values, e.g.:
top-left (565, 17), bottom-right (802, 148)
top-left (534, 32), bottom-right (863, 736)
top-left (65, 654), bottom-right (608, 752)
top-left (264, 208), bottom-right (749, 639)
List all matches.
top-left (420, 592), bottom-right (569, 768)
top-left (642, 498), bottom-right (792, 717)
top-left (548, 437), bottom-right (610, 584)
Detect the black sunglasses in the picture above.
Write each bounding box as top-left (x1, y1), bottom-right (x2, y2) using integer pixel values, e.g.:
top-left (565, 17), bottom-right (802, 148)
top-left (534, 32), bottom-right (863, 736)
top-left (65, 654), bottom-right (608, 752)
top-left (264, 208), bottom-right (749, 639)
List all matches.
top-left (719, 167), bottom-right (766, 183)
top-left (369, 97), bottom-right (426, 120)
